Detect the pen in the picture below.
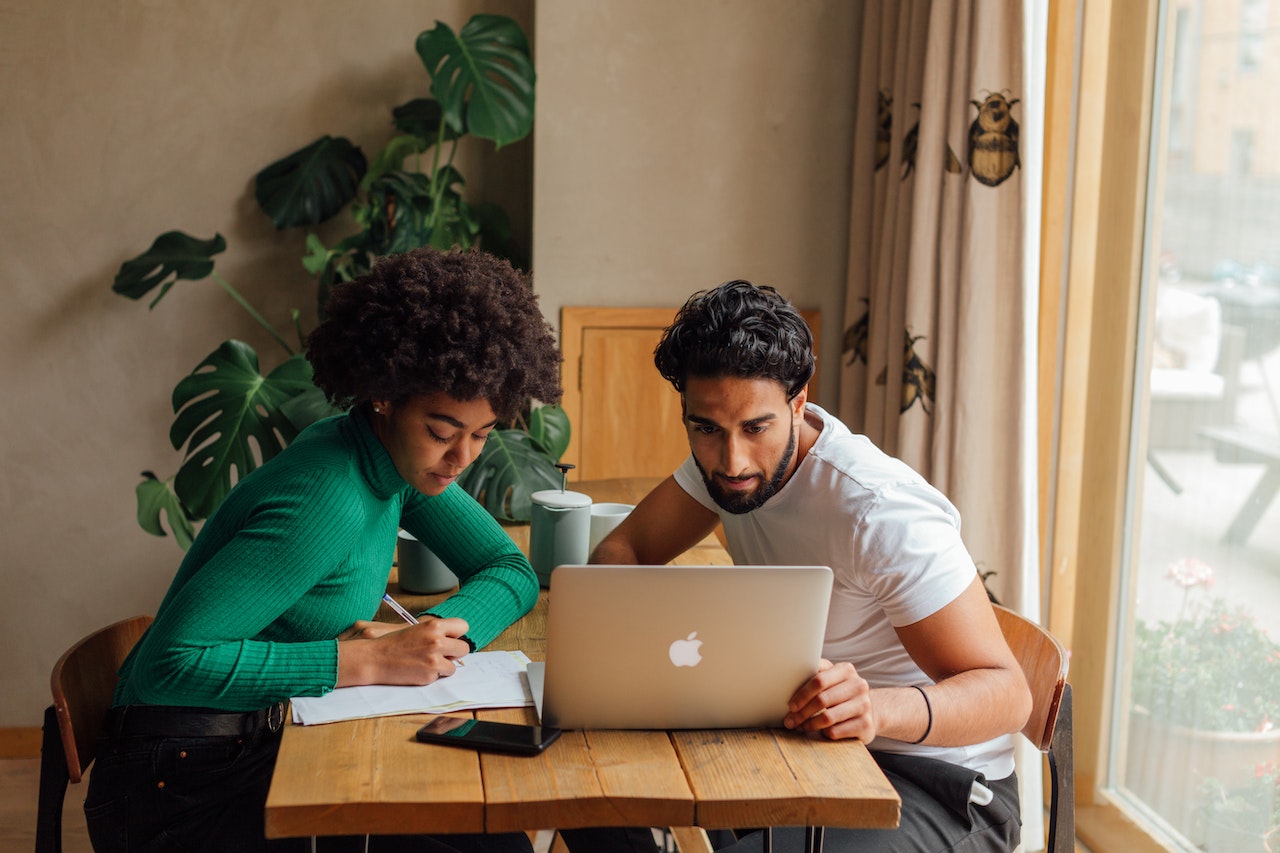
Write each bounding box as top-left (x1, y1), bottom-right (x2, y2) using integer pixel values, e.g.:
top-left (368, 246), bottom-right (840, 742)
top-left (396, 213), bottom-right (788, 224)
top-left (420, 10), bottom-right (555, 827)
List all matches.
top-left (381, 593), bottom-right (465, 666)
top-left (382, 592), bottom-right (419, 625)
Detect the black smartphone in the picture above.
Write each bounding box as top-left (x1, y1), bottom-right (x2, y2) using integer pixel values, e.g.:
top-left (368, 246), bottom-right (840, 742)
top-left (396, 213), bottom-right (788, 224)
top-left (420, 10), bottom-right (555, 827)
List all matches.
top-left (414, 716), bottom-right (562, 755)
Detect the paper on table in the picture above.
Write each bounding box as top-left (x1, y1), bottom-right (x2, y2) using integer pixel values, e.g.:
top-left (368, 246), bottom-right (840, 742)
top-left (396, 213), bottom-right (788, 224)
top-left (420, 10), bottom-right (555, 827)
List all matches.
top-left (290, 650), bottom-right (533, 725)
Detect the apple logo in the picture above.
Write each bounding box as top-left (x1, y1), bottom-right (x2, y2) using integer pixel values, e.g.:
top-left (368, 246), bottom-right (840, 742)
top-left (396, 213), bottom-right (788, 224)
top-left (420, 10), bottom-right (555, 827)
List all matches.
top-left (668, 631), bottom-right (703, 667)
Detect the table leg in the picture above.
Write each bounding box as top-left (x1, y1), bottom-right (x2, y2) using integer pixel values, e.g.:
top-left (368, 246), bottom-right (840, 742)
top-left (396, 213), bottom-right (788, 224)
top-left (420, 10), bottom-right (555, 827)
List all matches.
top-left (805, 826), bottom-right (825, 853)
top-left (761, 828), bottom-right (771, 853)
top-left (1146, 451), bottom-right (1182, 494)
top-left (1223, 463), bottom-right (1280, 544)
top-left (1255, 355), bottom-right (1280, 430)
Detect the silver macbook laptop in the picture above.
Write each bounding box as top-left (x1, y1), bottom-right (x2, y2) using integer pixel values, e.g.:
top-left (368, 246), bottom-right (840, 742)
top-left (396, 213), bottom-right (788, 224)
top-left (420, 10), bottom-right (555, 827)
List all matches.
top-left (534, 564), bottom-right (832, 730)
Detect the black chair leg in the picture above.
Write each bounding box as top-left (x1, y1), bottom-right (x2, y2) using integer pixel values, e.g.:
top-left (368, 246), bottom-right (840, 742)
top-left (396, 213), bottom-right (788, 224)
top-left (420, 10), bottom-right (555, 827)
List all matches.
top-left (36, 704), bottom-right (70, 853)
top-left (1046, 683), bottom-right (1074, 853)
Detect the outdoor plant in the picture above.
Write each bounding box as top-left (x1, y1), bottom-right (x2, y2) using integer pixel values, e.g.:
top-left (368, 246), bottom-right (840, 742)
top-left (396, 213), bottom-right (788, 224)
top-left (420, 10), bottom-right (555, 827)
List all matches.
top-left (112, 14), bottom-right (567, 547)
top-left (1131, 558), bottom-right (1280, 733)
top-left (1194, 762), bottom-right (1280, 852)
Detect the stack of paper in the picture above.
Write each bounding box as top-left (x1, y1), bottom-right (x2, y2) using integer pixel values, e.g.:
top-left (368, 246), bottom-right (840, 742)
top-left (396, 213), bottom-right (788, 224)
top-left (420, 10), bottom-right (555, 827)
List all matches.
top-left (290, 650), bottom-right (534, 725)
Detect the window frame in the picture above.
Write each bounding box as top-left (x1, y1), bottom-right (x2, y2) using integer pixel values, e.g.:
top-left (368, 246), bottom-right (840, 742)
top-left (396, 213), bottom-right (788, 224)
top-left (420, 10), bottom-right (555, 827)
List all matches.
top-left (1041, 0), bottom-right (1176, 850)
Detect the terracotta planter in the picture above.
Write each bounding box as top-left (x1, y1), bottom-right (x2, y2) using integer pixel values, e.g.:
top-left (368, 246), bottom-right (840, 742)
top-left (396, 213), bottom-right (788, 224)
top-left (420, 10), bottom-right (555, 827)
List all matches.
top-left (1124, 706), bottom-right (1280, 848)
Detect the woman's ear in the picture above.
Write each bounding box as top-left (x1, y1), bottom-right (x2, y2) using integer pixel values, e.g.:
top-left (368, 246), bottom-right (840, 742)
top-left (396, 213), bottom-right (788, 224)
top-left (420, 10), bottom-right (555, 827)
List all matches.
top-left (370, 400), bottom-right (392, 416)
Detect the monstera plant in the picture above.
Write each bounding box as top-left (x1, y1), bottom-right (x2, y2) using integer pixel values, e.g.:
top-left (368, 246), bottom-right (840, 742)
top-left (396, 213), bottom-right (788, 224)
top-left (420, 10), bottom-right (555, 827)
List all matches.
top-left (113, 14), bottom-right (567, 548)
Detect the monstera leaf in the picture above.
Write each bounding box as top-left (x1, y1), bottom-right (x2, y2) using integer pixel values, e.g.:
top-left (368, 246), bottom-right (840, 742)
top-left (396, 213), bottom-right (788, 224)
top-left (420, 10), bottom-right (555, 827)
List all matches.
top-left (528, 405), bottom-right (570, 461)
top-left (135, 472), bottom-right (195, 550)
top-left (415, 15), bottom-right (535, 148)
top-left (390, 97), bottom-right (463, 146)
top-left (255, 135), bottom-right (368, 229)
top-left (112, 231), bottom-right (226, 308)
top-left (279, 384), bottom-right (342, 432)
top-left (456, 429), bottom-right (562, 522)
top-left (169, 342), bottom-right (318, 518)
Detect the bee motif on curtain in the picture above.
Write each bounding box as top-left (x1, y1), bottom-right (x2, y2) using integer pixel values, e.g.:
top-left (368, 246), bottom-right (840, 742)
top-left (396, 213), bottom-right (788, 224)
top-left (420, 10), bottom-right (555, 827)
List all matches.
top-left (968, 91), bottom-right (1021, 187)
top-left (843, 300), bottom-right (870, 366)
top-left (901, 103), bottom-right (962, 181)
top-left (875, 90), bottom-right (893, 171)
top-left (876, 331), bottom-right (937, 415)
top-left (846, 308), bottom-right (936, 416)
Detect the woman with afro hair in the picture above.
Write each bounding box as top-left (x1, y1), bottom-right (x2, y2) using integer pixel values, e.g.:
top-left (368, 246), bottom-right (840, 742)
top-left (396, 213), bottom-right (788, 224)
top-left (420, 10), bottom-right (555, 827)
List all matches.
top-left (85, 248), bottom-right (563, 853)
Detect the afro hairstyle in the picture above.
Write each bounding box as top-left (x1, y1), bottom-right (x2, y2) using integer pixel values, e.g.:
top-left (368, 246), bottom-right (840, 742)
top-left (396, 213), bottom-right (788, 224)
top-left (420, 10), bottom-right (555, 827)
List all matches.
top-left (306, 247), bottom-right (562, 421)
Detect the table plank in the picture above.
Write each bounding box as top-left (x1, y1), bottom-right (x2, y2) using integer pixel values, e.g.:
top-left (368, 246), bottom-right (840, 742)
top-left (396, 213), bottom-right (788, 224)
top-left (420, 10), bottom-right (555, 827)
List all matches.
top-left (671, 729), bottom-right (900, 830)
top-left (266, 713), bottom-right (487, 838)
top-left (477, 708), bottom-right (695, 832)
top-left (772, 734), bottom-right (901, 828)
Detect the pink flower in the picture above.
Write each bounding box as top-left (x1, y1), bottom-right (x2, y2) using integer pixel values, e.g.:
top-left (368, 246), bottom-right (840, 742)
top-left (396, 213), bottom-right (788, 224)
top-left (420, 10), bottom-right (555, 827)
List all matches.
top-left (1165, 557), bottom-right (1215, 589)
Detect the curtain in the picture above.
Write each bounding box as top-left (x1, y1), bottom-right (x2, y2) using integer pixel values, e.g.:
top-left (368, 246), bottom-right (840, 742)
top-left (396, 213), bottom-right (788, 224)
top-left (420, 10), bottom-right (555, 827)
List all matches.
top-left (840, 0), bottom-right (1032, 612)
top-left (839, 1), bottom-right (1045, 845)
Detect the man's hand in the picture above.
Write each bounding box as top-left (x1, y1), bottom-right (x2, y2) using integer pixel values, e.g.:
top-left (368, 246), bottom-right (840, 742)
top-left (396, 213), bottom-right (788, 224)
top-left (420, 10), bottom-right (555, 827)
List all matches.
top-left (784, 659), bottom-right (878, 741)
top-left (336, 615), bottom-right (470, 687)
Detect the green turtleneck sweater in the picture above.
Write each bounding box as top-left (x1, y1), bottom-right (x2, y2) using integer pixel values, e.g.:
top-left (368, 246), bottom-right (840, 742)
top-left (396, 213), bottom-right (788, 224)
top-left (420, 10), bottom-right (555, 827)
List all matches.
top-left (113, 409), bottom-right (538, 711)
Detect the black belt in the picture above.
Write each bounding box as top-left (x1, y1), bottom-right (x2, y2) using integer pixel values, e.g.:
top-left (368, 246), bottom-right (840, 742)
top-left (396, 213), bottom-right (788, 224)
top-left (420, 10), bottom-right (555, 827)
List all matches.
top-left (105, 701), bottom-right (287, 740)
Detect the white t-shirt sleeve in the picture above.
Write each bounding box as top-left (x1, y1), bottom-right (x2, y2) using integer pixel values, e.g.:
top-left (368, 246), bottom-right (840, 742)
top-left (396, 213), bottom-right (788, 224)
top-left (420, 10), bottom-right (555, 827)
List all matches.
top-left (851, 482), bottom-right (978, 627)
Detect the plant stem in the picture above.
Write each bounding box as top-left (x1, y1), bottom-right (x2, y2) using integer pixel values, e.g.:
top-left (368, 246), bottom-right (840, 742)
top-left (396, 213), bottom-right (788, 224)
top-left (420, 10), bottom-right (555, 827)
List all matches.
top-left (211, 272), bottom-right (295, 356)
top-left (424, 120), bottom-right (455, 240)
top-left (291, 309), bottom-right (306, 352)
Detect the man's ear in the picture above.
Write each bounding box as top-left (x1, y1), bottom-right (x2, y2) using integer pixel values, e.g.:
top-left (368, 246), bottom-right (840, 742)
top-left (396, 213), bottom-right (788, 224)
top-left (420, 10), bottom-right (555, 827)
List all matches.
top-left (790, 386), bottom-right (808, 420)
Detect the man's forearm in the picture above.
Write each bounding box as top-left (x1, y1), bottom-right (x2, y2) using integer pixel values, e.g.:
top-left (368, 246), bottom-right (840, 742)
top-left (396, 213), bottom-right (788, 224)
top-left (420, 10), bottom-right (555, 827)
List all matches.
top-left (870, 666), bottom-right (1030, 746)
top-left (588, 535), bottom-right (641, 564)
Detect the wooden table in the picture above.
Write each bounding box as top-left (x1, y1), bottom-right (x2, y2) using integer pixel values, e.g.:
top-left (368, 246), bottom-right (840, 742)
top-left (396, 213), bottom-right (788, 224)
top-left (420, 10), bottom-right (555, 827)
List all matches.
top-left (264, 479), bottom-right (901, 842)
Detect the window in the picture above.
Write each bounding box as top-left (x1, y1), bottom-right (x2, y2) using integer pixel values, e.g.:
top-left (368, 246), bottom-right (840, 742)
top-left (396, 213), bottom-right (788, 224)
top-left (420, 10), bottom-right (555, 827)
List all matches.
top-left (1111, 1), bottom-right (1280, 850)
top-left (1044, 2), bottom-right (1280, 850)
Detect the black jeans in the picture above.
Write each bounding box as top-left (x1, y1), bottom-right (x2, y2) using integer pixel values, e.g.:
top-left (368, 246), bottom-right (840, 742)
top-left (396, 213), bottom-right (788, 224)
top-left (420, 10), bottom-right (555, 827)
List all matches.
top-left (84, 722), bottom-right (533, 852)
top-left (710, 751), bottom-right (1021, 853)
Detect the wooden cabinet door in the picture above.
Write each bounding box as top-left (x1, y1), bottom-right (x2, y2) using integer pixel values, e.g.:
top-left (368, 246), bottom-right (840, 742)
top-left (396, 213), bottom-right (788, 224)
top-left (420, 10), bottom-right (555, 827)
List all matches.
top-left (560, 307), bottom-right (821, 483)
top-left (561, 308), bottom-right (685, 481)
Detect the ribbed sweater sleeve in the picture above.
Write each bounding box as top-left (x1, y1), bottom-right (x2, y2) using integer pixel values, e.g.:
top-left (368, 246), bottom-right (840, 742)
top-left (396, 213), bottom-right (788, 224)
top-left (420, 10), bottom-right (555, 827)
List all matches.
top-left (120, 468), bottom-right (368, 709)
top-left (400, 486), bottom-right (538, 648)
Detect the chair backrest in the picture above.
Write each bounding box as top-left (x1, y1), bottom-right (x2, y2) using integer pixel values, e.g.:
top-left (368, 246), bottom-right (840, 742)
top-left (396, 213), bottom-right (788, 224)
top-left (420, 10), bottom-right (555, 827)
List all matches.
top-left (992, 604), bottom-right (1074, 853)
top-left (992, 604), bottom-right (1068, 751)
top-left (50, 615), bottom-right (152, 782)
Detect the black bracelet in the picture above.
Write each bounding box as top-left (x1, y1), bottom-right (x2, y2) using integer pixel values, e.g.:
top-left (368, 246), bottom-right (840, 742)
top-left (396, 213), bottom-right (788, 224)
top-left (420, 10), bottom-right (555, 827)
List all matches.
top-left (909, 685), bottom-right (933, 744)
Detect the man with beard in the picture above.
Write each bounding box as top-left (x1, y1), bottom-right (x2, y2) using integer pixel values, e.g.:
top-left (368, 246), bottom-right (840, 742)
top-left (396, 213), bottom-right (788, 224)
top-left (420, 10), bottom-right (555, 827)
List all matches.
top-left (590, 281), bottom-right (1031, 853)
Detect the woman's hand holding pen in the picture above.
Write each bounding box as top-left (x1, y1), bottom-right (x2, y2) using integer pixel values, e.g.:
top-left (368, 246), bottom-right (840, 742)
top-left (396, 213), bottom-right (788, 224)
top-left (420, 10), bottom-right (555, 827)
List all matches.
top-left (336, 614), bottom-right (471, 687)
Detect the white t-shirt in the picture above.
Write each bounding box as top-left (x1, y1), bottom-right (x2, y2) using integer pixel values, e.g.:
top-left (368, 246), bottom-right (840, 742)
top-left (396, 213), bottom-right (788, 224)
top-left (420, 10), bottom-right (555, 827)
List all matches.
top-left (673, 403), bottom-right (1015, 779)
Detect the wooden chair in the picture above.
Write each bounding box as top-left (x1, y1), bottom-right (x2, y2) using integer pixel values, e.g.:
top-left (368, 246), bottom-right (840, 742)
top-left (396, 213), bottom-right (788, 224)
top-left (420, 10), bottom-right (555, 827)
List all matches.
top-left (992, 604), bottom-right (1073, 853)
top-left (36, 614), bottom-right (152, 853)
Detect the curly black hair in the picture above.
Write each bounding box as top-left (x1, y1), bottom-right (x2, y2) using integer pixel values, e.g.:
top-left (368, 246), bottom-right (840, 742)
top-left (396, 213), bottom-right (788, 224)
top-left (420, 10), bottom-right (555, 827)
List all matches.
top-left (654, 280), bottom-right (814, 400)
top-left (306, 248), bottom-right (562, 421)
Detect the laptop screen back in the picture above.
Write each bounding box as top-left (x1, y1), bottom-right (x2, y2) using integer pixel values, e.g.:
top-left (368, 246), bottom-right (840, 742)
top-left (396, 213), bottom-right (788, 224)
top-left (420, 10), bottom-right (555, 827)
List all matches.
top-left (540, 564), bottom-right (832, 730)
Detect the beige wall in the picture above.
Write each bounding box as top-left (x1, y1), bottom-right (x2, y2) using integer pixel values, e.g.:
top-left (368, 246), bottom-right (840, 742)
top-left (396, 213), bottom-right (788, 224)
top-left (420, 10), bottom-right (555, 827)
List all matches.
top-left (533, 0), bottom-right (861, 402)
top-left (0, 0), bottom-right (860, 726)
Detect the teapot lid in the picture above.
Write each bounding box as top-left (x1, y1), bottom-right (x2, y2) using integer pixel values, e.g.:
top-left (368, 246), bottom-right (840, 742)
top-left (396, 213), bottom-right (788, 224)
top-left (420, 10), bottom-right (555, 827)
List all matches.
top-left (530, 489), bottom-right (592, 509)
